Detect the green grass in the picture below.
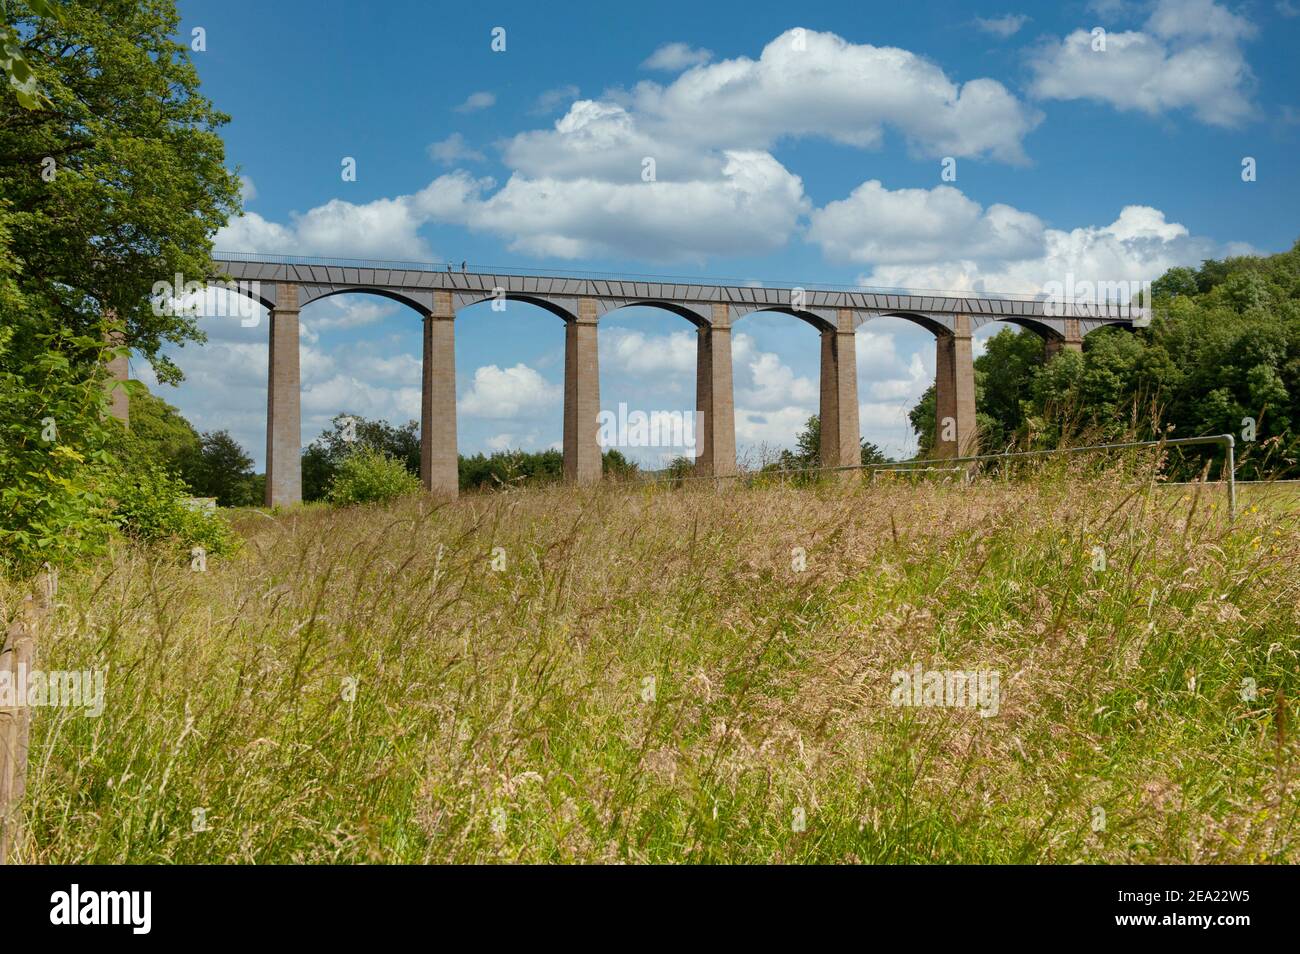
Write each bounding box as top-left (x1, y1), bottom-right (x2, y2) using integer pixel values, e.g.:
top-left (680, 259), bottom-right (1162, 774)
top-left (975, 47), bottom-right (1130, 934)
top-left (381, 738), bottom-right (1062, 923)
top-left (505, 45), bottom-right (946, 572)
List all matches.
top-left (6, 469), bottom-right (1298, 863)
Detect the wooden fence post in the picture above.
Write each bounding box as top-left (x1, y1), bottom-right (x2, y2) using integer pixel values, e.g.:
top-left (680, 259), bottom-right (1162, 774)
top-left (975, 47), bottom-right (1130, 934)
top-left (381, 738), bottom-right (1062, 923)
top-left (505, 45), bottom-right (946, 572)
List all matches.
top-left (0, 574), bottom-right (50, 864)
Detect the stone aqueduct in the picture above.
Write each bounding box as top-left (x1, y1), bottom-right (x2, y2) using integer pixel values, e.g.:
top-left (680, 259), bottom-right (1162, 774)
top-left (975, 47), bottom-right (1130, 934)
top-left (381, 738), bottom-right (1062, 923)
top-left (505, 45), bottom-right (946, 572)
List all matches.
top-left (110, 252), bottom-right (1140, 506)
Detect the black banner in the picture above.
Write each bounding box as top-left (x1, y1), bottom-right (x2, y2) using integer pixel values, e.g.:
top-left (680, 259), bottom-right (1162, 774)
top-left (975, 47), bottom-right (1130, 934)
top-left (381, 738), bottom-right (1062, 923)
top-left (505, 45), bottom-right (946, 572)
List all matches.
top-left (0, 864), bottom-right (1283, 941)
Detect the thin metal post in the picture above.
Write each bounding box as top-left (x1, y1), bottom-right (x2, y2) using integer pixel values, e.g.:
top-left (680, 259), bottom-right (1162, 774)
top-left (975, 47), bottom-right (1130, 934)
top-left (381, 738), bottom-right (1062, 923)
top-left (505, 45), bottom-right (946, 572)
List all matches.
top-left (1225, 434), bottom-right (1236, 524)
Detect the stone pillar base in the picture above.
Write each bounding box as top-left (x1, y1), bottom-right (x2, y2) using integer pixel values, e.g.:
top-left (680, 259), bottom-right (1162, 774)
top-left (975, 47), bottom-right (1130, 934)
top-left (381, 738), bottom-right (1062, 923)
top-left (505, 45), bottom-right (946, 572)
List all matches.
top-left (933, 315), bottom-right (977, 459)
top-left (105, 327), bottom-right (130, 427)
top-left (819, 309), bottom-right (860, 475)
top-left (695, 303), bottom-right (736, 480)
top-left (563, 298), bottom-right (601, 484)
top-left (265, 283), bottom-right (302, 507)
top-left (421, 290), bottom-right (459, 497)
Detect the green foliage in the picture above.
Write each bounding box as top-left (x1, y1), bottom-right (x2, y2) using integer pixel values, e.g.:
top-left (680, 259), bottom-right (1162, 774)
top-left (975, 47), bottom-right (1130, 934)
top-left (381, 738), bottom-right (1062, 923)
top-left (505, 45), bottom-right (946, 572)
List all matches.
top-left (771, 414), bottom-right (892, 471)
top-left (0, 0), bottom-right (242, 575)
top-left (602, 447), bottom-right (639, 480)
top-left (662, 455), bottom-right (695, 484)
top-left (303, 414), bottom-right (419, 501)
top-left (188, 429), bottom-right (257, 506)
top-left (327, 447), bottom-right (422, 506)
top-left (1040, 245), bottom-right (1300, 475)
top-left (1151, 266), bottom-right (1198, 300)
top-left (108, 459), bottom-right (237, 557)
top-left (906, 242), bottom-right (1300, 477)
top-left (128, 387), bottom-right (201, 476)
top-left (1, 0), bottom-right (241, 380)
top-left (908, 386), bottom-right (937, 457)
top-left (0, 325), bottom-right (236, 572)
top-left (459, 448), bottom-right (564, 491)
top-left (1, 0), bottom-right (64, 109)
top-left (973, 328), bottom-right (1046, 451)
top-left (0, 323), bottom-right (115, 575)
top-left (860, 440), bottom-right (889, 466)
top-left (125, 388), bottom-right (259, 505)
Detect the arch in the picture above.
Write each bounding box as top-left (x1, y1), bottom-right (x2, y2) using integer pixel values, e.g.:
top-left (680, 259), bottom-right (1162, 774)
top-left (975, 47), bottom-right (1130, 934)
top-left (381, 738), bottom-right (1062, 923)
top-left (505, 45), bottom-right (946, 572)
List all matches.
top-left (452, 297), bottom-right (570, 483)
top-left (1083, 319), bottom-right (1133, 336)
top-left (455, 292), bottom-right (577, 323)
top-left (991, 316), bottom-right (1064, 342)
top-left (602, 300), bottom-right (709, 327)
top-left (596, 302), bottom-right (709, 473)
top-left (725, 305), bottom-right (839, 470)
top-left (189, 277), bottom-right (276, 313)
top-left (740, 305), bottom-right (835, 334)
top-left (299, 285), bottom-right (432, 316)
top-left (861, 311), bottom-right (951, 338)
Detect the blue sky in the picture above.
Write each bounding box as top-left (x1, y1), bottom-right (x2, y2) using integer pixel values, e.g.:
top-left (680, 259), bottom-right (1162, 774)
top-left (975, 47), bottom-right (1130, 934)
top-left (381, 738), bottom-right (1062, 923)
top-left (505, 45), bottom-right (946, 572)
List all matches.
top-left (144, 0), bottom-right (1300, 468)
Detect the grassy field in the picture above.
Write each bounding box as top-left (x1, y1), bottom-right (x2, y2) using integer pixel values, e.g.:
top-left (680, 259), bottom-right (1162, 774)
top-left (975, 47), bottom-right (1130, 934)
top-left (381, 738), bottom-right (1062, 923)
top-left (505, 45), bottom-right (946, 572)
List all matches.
top-left (6, 468), bottom-right (1299, 863)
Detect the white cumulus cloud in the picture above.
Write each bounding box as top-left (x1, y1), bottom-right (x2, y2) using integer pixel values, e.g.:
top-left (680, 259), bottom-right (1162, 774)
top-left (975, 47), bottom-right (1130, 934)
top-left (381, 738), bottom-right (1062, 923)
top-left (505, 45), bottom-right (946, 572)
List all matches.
top-left (459, 363), bottom-right (561, 418)
top-left (809, 180), bottom-right (1045, 267)
top-left (641, 42), bottom-right (714, 71)
top-left (974, 14), bottom-right (1030, 38)
top-left (1029, 0), bottom-right (1258, 127)
top-left (455, 91), bottom-right (496, 113)
top-left (428, 133), bottom-right (485, 165)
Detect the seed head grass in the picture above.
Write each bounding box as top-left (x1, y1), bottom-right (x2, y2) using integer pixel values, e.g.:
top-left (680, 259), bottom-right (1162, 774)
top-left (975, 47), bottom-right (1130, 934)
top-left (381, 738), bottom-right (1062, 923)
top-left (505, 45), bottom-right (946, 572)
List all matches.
top-left (6, 468), bottom-right (1298, 863)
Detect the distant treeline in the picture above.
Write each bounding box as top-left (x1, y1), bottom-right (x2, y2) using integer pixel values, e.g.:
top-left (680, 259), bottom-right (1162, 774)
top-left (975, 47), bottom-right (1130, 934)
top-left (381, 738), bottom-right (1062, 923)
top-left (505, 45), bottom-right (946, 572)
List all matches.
top-left (909, 242), bottom-right (1300, 478)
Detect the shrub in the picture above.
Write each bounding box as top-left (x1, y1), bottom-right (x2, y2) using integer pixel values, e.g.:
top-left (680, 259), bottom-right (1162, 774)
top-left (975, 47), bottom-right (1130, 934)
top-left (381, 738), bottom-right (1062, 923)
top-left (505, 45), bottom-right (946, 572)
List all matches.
top-left (458, 448), bottom-right (563, 491)
top-left (327, 447), bottom-right (422, 505)
top-left (0, 325), bottom-right (118, 576)
top-left (108, 461), bottom-right (238, 557)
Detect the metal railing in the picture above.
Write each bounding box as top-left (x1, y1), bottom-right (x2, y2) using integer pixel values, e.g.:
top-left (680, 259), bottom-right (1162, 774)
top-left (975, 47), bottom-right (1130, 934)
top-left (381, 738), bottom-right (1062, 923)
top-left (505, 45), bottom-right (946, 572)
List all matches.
top-left (865, 434), bottom-right (1237, 520)
top-left (210, 249), bottom-right (1144, 314)
top-left (643, 434), bottom-right (1238, 522)
top-left (869, 464), bottom-right (970, 484)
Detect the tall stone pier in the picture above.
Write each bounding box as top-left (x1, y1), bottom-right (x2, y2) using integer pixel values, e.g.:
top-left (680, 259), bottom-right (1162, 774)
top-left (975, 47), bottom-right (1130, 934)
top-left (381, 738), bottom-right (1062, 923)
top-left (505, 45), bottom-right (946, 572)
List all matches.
top-left (265, 283), bottom-right (302, 507)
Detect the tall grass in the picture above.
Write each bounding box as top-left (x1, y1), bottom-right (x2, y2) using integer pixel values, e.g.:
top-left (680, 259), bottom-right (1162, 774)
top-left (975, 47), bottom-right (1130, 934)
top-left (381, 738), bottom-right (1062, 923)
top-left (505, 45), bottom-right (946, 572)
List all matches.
top-left (5, 464), bottom-right (1297, 863)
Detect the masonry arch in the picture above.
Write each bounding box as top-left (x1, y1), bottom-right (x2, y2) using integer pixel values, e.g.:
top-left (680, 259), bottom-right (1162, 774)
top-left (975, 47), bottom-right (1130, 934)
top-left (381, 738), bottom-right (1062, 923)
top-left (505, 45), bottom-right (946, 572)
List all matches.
top-left (596, 302), bottom-right (708, 474)
top-left (727, 307), bottom-right (834, 469)
top-left (292, 290), bottom-right (430, 499)
top-left (855, 311), bottom-right (979, 460)
top-left (451, 297), bottom-right (572, 485)
top-left (744, 305), bottom-right (836, 334)
top-left (865, 310), bottom-right (951, 338)
top-left (990, 316), bottom-right (1059, 341)
top-left (298, 285), bottom-right (431, 316)
top-left (853, 313), bottom-right (944, 461)
top-left (455, 292), bottom-right (578, 323)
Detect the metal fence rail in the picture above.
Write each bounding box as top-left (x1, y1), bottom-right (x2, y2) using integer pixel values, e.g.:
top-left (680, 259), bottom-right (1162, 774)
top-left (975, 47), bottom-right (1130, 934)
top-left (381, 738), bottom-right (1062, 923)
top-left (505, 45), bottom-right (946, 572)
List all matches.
top-left (865, 434), bottom-right (1237, 520)
top-left (643, 434), bottom-right (1239, 522)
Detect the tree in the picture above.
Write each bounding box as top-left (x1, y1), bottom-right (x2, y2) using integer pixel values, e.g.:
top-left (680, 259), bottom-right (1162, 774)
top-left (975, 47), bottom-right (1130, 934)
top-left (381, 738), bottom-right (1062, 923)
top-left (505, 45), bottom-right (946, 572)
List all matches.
top-left (662, 456), bottom-right (695, 486)
top-left (602, 448), bottom-right (639, 480)
top-left (1, 0), bottom-right (63, 108)
top-left (128, 387), bottom-right (202, 479)
top-left (0, 323), bottom-right (116, 574)
top-left (327, 447), bottom-right (420, 506)
top-left (860, 440), bottom-right (889, 466)
top-left (458, 448), bottom-right (564, 492)
top-left (1, 1), bottom-right (241, 573)
top-left (1, 0), bottom-right (241, 377)
top-left (908, 242), bottom-right (1300, 478)
top-left (908, 387), bottom-right (937, 457)
top-left (1151, 266), bottom-right (1199, 300)
top-left (190, 430), bottom-right (256, 507)
top-left (773, 415), bottom-right (892, 470)
top-left (302, 414), bottom-right (420, 501)
top-left (974, 328), bottom-right (1047, 451)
